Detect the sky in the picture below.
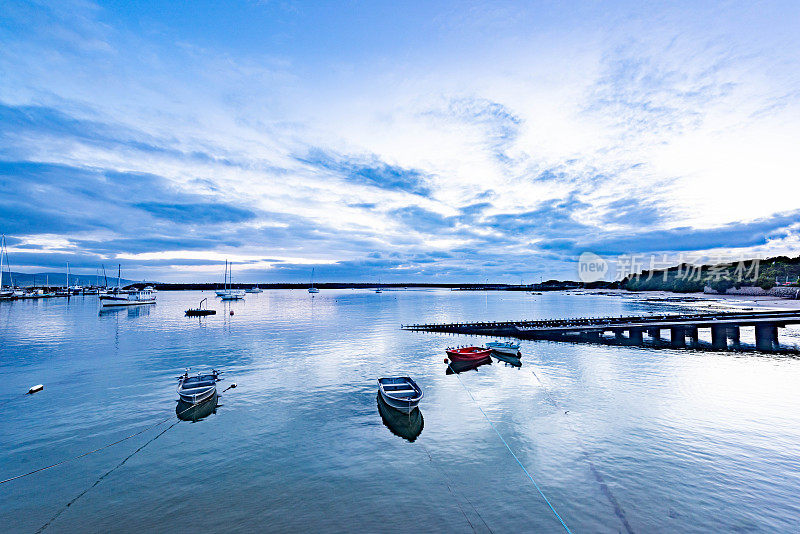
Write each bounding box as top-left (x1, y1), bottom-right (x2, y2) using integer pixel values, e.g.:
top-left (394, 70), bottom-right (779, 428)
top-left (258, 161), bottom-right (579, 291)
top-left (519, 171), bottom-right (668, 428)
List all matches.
top-left (1, 0), bottom-right (799, 283)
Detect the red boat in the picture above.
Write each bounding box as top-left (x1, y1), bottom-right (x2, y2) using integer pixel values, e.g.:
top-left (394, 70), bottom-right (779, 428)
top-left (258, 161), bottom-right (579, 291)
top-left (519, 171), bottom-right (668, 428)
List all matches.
top-left (445, 346), bottom-right (493, 362)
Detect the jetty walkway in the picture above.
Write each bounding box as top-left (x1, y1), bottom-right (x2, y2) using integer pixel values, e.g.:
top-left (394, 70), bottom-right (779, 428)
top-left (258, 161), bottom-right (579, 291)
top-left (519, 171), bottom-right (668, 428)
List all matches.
top-left (402, 310), bottom-right (800, 351)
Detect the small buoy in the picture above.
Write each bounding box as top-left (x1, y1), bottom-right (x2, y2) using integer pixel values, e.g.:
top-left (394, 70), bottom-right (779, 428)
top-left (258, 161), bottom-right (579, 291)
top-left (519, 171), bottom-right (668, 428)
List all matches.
top-left (443, 358), bottom-right (449, 364)
top-left (230, 383), bottom-right (237, 389)
top-left (27, 384), bottom-right (44, 395)
top-left (229, 310), bottom-right (234, 315)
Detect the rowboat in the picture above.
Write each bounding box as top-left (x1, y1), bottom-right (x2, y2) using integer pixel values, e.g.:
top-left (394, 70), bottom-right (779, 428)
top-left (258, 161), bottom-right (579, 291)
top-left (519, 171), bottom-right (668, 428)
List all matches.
top-left (177, 369), bottom-right (221, 404)
top-left (377, 393), bottom-right (424, 442)
top-left (486, 341), bottom-right (521, 356)
top-left (377, 376), bottom-right (423, 414)
top-left (445, 346), bottom-right (492, 362)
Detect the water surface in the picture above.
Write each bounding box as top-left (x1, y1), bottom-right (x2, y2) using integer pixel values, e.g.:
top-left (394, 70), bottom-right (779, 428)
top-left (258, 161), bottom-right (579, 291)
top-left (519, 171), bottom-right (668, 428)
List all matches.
top-left (2, 290), bottom-right (799, 532)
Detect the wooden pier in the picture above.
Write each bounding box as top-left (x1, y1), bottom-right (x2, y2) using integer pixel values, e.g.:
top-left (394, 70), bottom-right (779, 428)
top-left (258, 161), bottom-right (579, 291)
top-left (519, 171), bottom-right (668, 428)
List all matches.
top-left (402, 310), bottom-right (800, 351)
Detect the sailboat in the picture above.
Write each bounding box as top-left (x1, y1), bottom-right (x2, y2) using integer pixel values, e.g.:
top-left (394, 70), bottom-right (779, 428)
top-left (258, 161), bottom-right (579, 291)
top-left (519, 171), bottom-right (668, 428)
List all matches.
top-left (0, 235), bottom-right (18, 299)
top-left (374, 277), bottom-right (383, 293)
top-left (308, 267), bottom-right (319, 293)
top-left (218, 260), bottom-right (245, 300)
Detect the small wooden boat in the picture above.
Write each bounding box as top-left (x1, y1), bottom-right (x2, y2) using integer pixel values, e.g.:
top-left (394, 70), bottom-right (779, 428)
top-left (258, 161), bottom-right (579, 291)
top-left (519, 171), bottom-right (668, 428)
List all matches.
top-left (177, 369), bottom-right (220, 404)
top-left (445, 346), bottom-right (492, 362)
top-left (486, 340), bottom-right (521, 356)
top-left (378, 376), bottom-right (423, 414)
top-left (185, 298), bottom-right (216, 316)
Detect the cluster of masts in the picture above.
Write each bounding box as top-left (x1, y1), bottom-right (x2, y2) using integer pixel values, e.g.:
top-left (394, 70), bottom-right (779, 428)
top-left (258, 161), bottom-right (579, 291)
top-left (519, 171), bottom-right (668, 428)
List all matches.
top-left (0, 236), bottom-right (142, 301)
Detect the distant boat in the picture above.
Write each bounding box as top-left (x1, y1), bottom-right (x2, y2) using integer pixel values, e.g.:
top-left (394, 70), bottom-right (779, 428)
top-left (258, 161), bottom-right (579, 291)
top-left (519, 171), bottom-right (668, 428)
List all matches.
top-left (177, 369), bottom-right (220, 404)
top-left (308, 268), bottom-right (319, 293)
top-left (486, 341), bottom-right (521, 356)
top-left (245, 286), bottom-right (262, 293)
top-left (186, 298), bottom-right (216, 317)
top-left (0, 235), bottom-right (17, 298)
top-left (377, 376), bottom-right (423, 414)
top-left (445, 346), bottom-right (492, 362)
top-left (100, 287), bottom-right (156, 307)
top-left (217, 260), bottom-right (245, 300)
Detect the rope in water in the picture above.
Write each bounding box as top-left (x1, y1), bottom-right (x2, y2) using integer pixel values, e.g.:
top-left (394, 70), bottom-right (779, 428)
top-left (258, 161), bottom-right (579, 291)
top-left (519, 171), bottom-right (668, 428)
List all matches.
top-left (35, 386), bottom-right (235, 532)
top-left (526, 363), bottom-right (635, 534)
top-left (421, 442), bottom-right (494, 534)
top-left (447, 362), bottom-right (573, 533)
top-left (35, 421), bottom-right (180, 533)
top-left (0, 384), bottom-right (234, 486)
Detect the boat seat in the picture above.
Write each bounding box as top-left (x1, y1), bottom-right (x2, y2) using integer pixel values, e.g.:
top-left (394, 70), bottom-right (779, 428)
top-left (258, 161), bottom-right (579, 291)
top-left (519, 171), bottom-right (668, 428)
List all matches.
top-left (384, 390), bottom-right (416, 397)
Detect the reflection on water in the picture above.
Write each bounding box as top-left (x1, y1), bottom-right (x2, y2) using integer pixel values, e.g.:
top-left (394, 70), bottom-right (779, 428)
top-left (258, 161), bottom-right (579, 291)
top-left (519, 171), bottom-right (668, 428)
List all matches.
top-left (176, 392), bottom-right (219, 422)
top-left (492, 352), bottom-right (523, 367)
top-left (376, 393), bottom-right (424, 442)
top-left (97, 304), bottom-right (153, 318)
top-left (446, 356), bottom-right (492, 374)
top-left (3, 289), bottom-right (800, 533)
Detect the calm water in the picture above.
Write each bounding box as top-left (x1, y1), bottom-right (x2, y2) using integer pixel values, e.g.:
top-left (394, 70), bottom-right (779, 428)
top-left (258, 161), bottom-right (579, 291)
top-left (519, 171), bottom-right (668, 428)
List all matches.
top-left (2, 290), bottom-right (799, 533)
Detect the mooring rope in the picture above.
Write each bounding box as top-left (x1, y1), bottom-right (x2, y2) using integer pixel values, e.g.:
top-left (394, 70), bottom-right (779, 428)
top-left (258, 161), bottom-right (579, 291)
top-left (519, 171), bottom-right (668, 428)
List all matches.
top-left (1, 384), bottom-right (235, 486)
top-left (527, 363), bottom-right (635, 534)
top-left (0, 413), bottom-right (177, 485)
top-left (421, 442), bottom-right (494, 533)
top-left (447, 362), bottom-right (573, 533)
top-left (33, 388), bottom-right (235, 531)
top-left (35, 421), bottom-right (180, 533)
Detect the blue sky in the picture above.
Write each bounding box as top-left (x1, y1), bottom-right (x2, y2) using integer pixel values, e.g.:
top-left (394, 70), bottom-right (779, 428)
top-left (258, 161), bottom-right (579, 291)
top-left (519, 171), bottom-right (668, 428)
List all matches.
top-left (1, 1), bottom-right (799, 282)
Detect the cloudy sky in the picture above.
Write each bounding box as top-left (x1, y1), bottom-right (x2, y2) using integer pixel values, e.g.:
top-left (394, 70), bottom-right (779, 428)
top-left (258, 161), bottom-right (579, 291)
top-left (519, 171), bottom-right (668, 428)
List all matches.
top-left (1, 1), bottom-right (799, 282)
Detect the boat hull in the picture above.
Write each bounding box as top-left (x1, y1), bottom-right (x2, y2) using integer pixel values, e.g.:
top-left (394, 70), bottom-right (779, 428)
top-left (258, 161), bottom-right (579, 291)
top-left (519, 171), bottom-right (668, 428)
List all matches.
top-left (178, 385), bottom-right (217, 404)
top-left (185, 309), bottom-right (216, 316)
top-left (486, 343), bottom-right (521, 356)
top-left (379, 390), bottom-right (420, 413)
top-left (446, 347), bottom-right (493, 362)
top-left (100, 299), bottom-right (156, 307)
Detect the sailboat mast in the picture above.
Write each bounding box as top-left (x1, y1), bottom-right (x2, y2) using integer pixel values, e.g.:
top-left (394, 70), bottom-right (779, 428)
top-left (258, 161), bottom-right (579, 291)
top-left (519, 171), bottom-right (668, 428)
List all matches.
top-left (66, 261), bottom-right (69, 289)
top-left (117, 264), bottom-right (121, 291)
top-left (0, 235), bottom-right (4, 289)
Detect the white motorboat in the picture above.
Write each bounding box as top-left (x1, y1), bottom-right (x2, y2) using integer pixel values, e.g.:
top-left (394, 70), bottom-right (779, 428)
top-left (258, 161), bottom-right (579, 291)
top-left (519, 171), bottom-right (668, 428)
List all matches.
top-left (378, 376), bottom-right (423, 414)
top-left (177, 369), bottom-right (220, 404)
top-left (100, 287), bottom-right (156, 307)
top-left (245, 286), bottom-right (262, 293)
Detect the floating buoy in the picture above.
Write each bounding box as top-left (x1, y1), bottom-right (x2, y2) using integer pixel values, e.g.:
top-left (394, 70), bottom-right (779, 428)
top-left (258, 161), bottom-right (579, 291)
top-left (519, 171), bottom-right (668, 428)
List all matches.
top-left (229, 310), bottom-right (234, 315)
top-left (27, 384), bottom-right (44, 395)
top-left (443, 358), bottom-right (449, 364)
